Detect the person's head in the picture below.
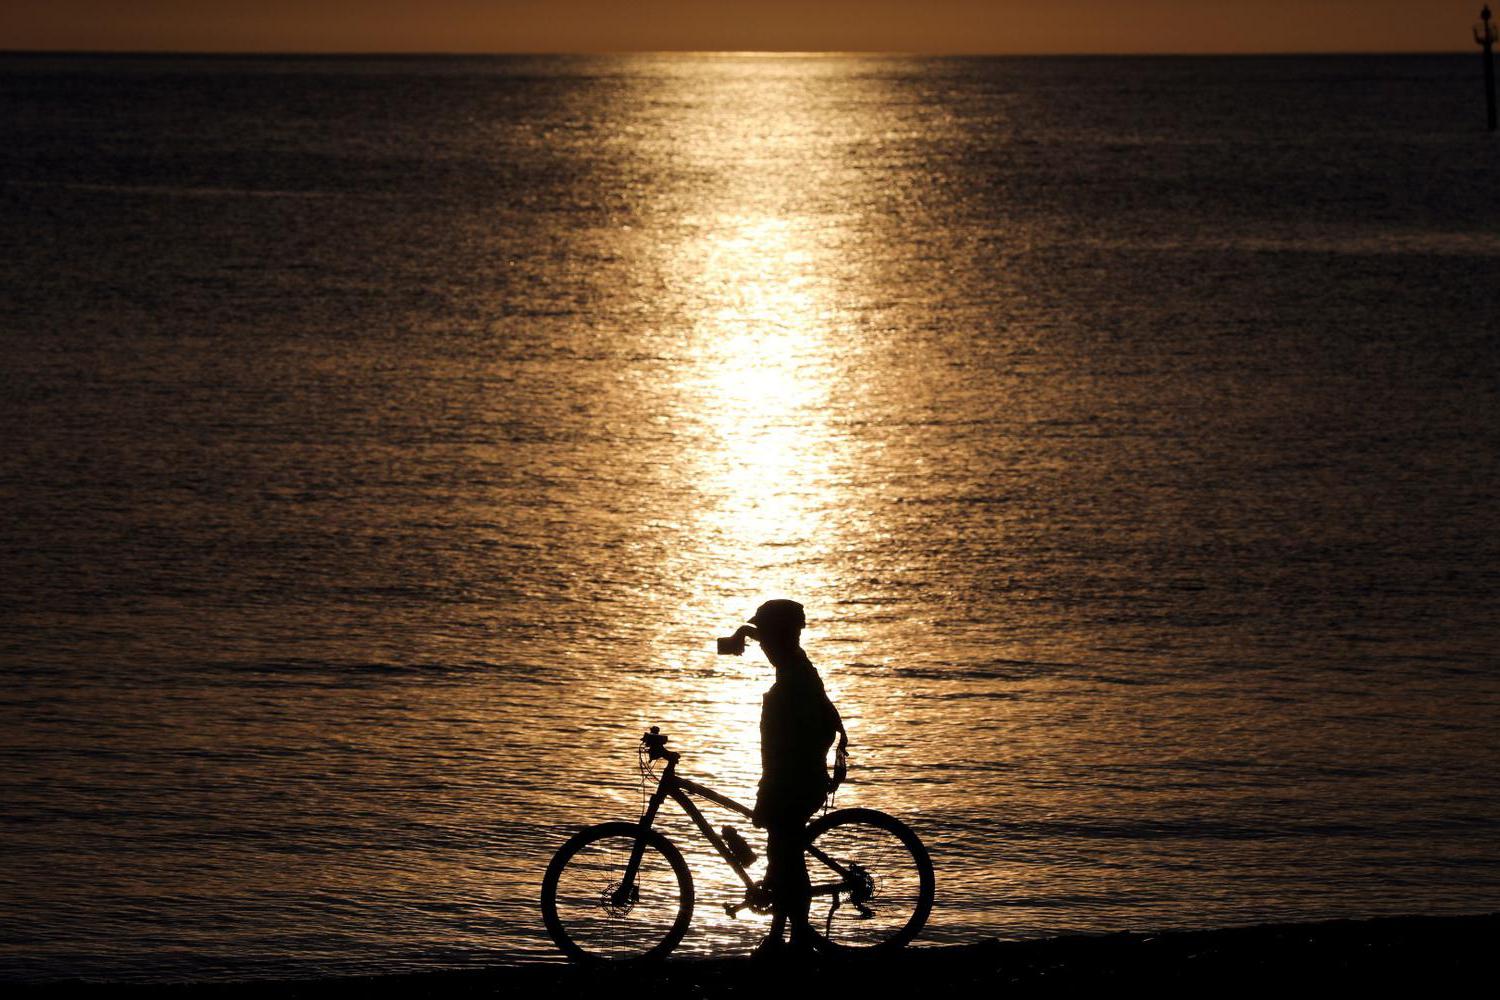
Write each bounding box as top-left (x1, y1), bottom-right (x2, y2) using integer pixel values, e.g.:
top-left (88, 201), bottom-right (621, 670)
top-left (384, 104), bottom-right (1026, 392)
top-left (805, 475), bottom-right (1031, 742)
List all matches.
top-left (749, 599), bottom-right (805, 647)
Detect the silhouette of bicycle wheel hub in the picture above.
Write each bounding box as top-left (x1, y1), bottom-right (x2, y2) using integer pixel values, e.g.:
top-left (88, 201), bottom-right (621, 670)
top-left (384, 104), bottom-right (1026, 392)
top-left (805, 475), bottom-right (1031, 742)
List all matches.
top-left (600, 881), bottom-right (638, 917)
top-left (848, 863), bottom-right (876, 899)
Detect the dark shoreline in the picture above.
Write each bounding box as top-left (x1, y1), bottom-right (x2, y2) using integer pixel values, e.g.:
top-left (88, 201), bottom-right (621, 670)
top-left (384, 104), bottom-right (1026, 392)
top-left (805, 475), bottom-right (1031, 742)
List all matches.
top-left (13, 913), bottom-right (1498, 997)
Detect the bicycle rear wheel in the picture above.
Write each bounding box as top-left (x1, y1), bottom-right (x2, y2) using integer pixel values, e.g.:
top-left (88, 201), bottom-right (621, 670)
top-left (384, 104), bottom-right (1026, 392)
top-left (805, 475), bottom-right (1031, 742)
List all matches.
top-left (540, 821), bottom-right (694, 962)
top-left (803, 808), bottom-right (934, 955)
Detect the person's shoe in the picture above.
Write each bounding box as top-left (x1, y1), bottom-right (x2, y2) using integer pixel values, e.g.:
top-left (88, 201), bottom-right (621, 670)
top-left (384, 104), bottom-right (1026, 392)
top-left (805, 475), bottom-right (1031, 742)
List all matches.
top-left (785, 933), bottom-right (819, 962)
top-left (751, 934), bottom-right (787, 962)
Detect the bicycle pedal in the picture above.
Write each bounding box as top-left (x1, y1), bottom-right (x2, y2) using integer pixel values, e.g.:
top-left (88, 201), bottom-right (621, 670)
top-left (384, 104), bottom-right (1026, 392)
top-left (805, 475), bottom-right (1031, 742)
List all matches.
top-left (723, 902), bottom-right (741, 919)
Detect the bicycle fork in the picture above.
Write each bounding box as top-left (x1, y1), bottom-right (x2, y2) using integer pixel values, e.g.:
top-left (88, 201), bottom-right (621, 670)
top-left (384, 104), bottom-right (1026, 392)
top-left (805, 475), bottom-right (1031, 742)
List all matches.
top-left (615, 779), bottom-right (669, 909)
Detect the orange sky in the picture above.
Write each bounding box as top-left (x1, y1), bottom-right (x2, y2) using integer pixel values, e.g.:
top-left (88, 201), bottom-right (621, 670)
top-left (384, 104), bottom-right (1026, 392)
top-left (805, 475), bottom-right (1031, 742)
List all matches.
top-left (0, 1), bottom-right (1486, 54)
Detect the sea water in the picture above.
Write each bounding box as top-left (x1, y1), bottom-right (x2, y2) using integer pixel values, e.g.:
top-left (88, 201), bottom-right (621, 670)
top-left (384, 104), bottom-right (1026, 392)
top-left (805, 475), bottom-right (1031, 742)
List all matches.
top-left (2, 53), bottom-right (1499, 981)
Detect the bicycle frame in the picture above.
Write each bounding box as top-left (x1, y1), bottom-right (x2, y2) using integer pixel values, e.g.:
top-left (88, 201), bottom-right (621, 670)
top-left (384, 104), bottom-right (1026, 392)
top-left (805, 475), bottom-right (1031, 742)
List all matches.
top-left (620, 750), bottom-right (852, 908)
top-left (624, 751), bottom-right (759, 893)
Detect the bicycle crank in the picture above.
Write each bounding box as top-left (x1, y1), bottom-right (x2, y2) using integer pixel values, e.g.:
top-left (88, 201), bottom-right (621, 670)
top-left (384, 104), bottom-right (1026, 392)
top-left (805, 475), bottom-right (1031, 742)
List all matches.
top-left (724, 884), bottom-right (774, 918)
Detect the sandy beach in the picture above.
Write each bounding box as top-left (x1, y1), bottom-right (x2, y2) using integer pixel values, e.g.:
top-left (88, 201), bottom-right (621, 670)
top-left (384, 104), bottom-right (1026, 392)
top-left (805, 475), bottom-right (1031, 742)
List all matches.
top-left (13, 913), bottom-right (1495, 998)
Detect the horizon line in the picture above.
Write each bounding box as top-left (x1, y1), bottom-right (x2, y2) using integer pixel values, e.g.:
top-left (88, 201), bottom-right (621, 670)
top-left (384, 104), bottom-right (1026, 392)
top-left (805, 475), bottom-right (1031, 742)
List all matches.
top-left (0, 46), bottom-right (1477, 59)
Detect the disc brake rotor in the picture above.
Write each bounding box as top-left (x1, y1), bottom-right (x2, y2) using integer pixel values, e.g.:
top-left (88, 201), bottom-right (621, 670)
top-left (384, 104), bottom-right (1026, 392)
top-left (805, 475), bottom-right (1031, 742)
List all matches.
top-left (599, 880), bottom-right (638, 917)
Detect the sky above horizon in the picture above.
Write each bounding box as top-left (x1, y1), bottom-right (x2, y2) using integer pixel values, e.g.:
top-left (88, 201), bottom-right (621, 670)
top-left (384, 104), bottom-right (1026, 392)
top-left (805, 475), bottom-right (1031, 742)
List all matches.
top-left (0, 1), bottom-right (1487, 55)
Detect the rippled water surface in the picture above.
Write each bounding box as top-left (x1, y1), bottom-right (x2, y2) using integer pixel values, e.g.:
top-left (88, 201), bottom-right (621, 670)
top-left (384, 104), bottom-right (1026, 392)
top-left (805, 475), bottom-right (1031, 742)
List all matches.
top-left (3, 53), bottom-right (1499, 981)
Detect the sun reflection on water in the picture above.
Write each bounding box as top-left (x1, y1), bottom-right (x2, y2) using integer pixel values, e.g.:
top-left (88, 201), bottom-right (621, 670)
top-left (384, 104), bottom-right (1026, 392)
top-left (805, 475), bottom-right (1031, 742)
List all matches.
top-left (632, 69), bottom-right (879, 949)
top-left (673, 214), bottom-right (849, 721)
top-left (691, 221), bottom-right (837, 543)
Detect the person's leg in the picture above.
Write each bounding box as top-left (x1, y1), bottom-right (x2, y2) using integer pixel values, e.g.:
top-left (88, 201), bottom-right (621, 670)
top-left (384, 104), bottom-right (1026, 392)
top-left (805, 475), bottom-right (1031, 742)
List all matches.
top-left (759, 818), bottom-right (798, 950)
top-left (764, 813), bottom-right (814, 952)
top-left (784, 877), bottom-right (813, 946)
top-left (782, 814), bottom-right (814, 949)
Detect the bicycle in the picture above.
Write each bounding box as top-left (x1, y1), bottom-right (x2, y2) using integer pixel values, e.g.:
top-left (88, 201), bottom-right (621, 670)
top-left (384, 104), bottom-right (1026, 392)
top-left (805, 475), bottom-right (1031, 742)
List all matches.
top-left (540, 725), bottom-right (935, 962)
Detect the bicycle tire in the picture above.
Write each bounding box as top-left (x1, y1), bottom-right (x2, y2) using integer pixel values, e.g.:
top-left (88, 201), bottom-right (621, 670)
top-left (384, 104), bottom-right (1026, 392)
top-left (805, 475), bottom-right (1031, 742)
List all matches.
top-left (802, 808), bottom-right (934, 956)
top-left (540, 821), bottom-right (694, 962)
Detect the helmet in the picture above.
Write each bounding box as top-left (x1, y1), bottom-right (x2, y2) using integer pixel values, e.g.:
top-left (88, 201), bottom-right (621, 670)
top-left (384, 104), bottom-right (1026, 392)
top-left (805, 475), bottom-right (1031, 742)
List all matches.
top-left (749, 599), bottom-right (805, 632)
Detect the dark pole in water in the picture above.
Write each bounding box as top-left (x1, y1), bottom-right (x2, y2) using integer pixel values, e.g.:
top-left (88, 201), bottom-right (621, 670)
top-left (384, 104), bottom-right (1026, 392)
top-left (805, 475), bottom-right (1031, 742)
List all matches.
top-left (1479, 5), bottom-right (1498, 132)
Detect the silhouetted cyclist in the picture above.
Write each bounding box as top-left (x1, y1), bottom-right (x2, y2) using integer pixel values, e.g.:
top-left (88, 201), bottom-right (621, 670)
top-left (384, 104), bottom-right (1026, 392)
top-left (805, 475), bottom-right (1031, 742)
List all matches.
top-left (720, 599), bottom-right (847, 957)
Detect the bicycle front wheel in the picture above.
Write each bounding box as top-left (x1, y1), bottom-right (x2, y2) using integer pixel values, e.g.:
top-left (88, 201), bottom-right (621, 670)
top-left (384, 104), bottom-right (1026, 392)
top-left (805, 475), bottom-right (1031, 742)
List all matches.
top-left (803, 808), bottom-right (934, 955)
top-left (540, 821), bottom-right (694, 962)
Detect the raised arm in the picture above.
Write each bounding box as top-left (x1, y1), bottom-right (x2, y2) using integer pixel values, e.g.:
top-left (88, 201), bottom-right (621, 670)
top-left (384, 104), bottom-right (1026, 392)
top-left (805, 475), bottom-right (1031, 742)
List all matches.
top-left (718, 624), bottom-right (760, 656)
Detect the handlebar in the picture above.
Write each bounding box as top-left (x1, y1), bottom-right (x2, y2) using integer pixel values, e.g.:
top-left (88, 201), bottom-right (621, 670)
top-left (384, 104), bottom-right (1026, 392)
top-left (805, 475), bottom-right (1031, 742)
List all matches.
top-left (641, 726), bottom-right (680, 764)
